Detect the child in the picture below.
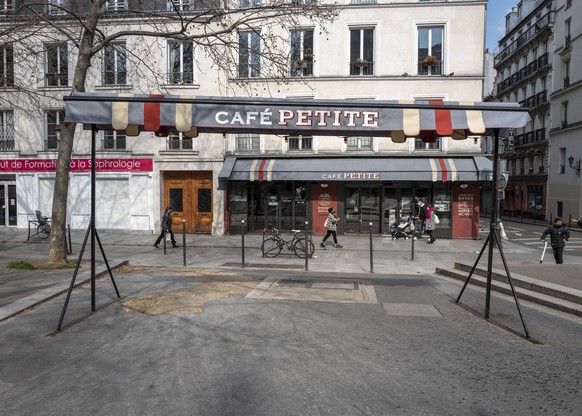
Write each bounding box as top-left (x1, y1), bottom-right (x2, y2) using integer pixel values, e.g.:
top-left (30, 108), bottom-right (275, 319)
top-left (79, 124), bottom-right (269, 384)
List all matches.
top-left (540, 217), bottom-right (570, 264)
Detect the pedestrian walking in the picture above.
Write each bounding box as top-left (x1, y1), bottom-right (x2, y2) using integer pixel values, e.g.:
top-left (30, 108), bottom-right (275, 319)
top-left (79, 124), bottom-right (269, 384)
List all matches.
top-left (320, 207), bottom-right (343, 248)
top-left (425, 203), bottom-right (437, 244)
top-left (154, 207), bottom-right (177, 248)
top-left (414, 198), bottom-right (428, 239)
top-left (540, 217), bottom-right (570, 264)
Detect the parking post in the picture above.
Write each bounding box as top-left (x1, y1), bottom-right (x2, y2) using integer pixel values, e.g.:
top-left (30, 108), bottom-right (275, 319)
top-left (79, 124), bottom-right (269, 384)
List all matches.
top-left (163, 226), bottom-right (167, 255)
top-left (305, 221), bottom-right (309, 271)
top-left (182, 219), bottom-right (186, 267)
top-left (241, 219), bottom-right (246, 268)
top-left (411, 221), bottom-right (415, 261)
top-left (369, 222), bottom-right (374, 273)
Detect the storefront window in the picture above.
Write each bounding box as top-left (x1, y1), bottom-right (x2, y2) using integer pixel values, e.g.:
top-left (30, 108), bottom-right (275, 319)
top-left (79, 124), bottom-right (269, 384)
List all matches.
top-left (527, 185), bottom-right (543, 210)
top-left (345, 187), bottom-right (380, 233)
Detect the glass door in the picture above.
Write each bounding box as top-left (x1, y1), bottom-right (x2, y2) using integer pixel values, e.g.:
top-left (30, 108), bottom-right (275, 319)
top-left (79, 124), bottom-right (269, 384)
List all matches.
top-left (0, 184), bottom-right (17, 226)
top-left (345, 187), bottom-right (380, 233)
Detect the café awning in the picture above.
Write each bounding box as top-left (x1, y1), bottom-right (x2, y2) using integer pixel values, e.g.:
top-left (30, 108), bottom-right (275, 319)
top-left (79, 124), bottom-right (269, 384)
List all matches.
top-left (218, 156), bottom-right (492, 183)
top-left (64, 93), bottom-right (530, 141)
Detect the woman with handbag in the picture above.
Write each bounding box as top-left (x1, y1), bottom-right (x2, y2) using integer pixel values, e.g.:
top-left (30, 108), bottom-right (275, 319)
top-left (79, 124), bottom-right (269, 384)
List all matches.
top-left (320, 207), bottom-right (343, 248)
top-left (425, 203), bottom-right (438, 244)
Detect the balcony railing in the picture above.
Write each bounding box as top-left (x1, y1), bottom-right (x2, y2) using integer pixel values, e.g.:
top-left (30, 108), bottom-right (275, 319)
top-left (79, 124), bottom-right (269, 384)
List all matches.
top-left (0, 139), bottom-right (15, 151)
top-left (167, 71), bottom-right (194, 84)
top-left (350, 60), bottom-right (375, 76)
top-left (494, 11), bottom-right (555, 66)
top-left (496, 54), bottom-right (550, 94)
top-left (534, 128), bottom-right (545, 142)
top-left (565, 34), bottom-right (571, 49)
top-left (563, 76), bottom-right (570, 88)
top-left (538, 166), bottom-right (545, 174)
top-left (535, 90), bottom-right (547, 106)
top-left (525, 131), bottom-right (534, 144)
top-left (45, 72), bottom-right (68, 87)
top-left (417, 60), bottom-right (442, 76)
top-left (292, 61), bottom-right (313, 77)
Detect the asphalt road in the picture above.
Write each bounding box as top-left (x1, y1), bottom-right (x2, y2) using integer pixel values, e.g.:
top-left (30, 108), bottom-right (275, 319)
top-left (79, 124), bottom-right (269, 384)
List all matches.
top-left (1, 268), bottom-right (581, 416)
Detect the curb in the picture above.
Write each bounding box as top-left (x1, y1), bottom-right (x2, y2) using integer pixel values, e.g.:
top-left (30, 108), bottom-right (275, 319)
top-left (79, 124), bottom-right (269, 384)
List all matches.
top-left (0, 260), bottom-right (128, 323)
top-left (436, 263), bottom-right (582, 316)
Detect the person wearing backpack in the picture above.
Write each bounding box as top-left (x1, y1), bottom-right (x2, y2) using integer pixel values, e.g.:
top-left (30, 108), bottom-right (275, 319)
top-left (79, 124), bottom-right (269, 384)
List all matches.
top-left (154, 207), bottom-right (177, 248)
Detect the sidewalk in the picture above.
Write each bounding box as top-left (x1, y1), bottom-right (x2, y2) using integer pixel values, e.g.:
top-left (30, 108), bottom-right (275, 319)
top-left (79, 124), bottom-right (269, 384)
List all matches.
top-left (1, 227), bottom-right (582, 321)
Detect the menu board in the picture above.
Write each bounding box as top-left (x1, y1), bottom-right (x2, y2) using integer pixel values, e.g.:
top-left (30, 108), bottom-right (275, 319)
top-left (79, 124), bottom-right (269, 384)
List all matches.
top-left (457, 194), bottom-right (474, 217)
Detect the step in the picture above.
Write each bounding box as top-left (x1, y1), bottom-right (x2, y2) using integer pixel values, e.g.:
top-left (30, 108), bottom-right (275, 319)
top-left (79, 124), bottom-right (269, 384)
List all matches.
top-left (435, 267), bottom-right (582, 317)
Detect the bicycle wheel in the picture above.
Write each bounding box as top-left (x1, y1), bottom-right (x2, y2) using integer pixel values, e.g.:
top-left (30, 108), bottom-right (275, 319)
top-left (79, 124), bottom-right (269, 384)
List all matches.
top-left (293, 237), bottom-right (315, 259)
top-left (38, 224), bottom-right (51, 239)
top-left (261, 237), bottom-right (283, 258)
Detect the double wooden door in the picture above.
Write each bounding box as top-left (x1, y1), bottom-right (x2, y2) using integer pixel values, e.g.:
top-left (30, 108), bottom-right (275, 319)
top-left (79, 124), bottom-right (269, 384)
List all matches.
top-left (163, 171), bottom-right (213, 234)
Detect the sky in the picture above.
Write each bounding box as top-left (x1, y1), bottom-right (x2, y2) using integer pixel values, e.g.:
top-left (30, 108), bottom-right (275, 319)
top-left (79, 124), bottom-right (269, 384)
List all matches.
top-left (486, 0), bottom-right (514, 52)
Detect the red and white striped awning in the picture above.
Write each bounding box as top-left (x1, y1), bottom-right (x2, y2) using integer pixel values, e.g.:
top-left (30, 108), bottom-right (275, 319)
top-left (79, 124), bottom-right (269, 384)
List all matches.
top-left (64, 93), bottom-right (530, 142)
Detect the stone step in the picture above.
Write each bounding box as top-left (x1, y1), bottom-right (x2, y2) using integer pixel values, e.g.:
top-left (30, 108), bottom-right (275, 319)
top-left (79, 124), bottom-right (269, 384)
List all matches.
top-left (435, 264), bottom-right (582, 317)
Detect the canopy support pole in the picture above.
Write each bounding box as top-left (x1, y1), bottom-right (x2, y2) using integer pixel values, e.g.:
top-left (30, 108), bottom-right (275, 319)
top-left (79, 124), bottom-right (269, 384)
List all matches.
top-left (455, 128), bottom-right (530, 339)
top-left (56, 126), bottom-right (120, 332)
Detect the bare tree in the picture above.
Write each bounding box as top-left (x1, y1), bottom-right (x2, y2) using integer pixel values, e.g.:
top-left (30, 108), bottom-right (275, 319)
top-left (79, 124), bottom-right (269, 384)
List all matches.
top-left (1, 0), bottom-right (337, 263)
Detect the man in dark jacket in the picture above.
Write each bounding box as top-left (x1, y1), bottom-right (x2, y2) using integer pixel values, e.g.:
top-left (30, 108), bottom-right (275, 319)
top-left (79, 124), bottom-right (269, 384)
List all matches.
top-left (154, 207), bottom-right (177, 248)
top-left (540, 217), bottom-right (570, 264)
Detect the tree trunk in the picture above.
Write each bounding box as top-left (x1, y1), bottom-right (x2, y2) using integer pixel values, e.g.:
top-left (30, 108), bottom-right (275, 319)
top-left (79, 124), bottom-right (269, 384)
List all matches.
top-left (47, 2), bottom-right (102, 263)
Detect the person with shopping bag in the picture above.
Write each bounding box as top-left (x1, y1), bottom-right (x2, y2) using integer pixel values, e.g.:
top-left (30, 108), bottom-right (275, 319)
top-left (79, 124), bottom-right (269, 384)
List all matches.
top-left (154, 207), bottom-right (177, 248)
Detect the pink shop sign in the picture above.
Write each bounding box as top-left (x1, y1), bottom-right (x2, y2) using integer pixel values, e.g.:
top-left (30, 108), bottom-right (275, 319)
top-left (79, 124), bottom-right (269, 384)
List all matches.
top-left (0, 158), bottom-right (153, 173)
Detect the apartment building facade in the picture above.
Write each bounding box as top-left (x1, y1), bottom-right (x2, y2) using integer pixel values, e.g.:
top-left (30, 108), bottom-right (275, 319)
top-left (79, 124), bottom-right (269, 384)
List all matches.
top-left (493, 0), bottom-right (553, 220)
top-left (0, 0), bottom-right (490, 238)
top-left (547, 0), bottom-right (582, 220)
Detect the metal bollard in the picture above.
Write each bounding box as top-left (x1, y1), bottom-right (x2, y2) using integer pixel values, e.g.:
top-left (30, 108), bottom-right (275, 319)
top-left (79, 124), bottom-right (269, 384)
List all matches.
top-left (182, 219), bottom-right (186, 267)
top-left (241, 220), bottom-right (246, 268)
top-left (411, 222), bottom-right (415, 261)
top-left (68, 224), bottom-right (72, 255)
top-left (163, 226), bottom-right (167, 255)
top-left (305, 221), bottom-right (309, 271)
top-left (369, 222), bottom-right (374, 273)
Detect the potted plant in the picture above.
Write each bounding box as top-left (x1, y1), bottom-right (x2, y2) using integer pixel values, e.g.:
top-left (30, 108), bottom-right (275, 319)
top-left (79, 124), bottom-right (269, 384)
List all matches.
top-left (295, 58), bottom-right (307, 68)
top-left (355, 58), bottom-right (368, 67)
top-left (423, 55), bottom-right (438, 65)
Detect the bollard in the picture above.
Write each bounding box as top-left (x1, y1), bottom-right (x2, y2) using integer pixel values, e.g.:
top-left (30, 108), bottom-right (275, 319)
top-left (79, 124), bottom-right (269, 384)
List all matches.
top-left (369, 222), bottom-right (374, 273)
top-left (305, 221), bottom-right (309, 271)
top-left (411, 221), bottom-right (415, 261)
top-left (182, 219), bottom-right (186, 267)
top-left (163, 226), bottom-right (167, 255)
top-left (241, 219), bottom-right (246, 268)
top-left (68, 224), bottom-right (72, 255)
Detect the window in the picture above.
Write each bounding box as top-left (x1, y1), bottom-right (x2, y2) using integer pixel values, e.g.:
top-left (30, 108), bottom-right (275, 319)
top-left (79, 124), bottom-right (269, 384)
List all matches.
top-left (105, 0), bottom-right (127, 10)
top-left (350, 27), bottom-right (374, 76)
top-left (346, 137), bottom-right (373, 151)
top-left (414, 137), bottom-right (441, 151)
top-left (45, 110), bottom-right (65, 150)
top-left (45, 43), bottom-right (68, 87)
top-left (236, 134), bottom-right (260, 152)
top-left (48, 0), bottom-right (68, 15)
top-left (290, 29), bottom-right (314, 77)
top-left (0, 44), bottom-right (14, 87)
top-left (238, 31), bottom-right (261, 78)
top-left (417, 26), bottom-right (444, 76)
top-left (167, 132), bottom-right (193, 150)
top-left (561, 101), bottom-right (568, 128)
top-left (288, 135), bottom-right (312, 151)
top-left (559, 147), bottom-right (566, 174)
top-left (102, 130), bottom-right (126, 150)
top-left (168, 40), bottom-right (194, 84)
top-left (103, 42), bottom-right (127, 85)
top-left (167, 0), bottom-right (193, 11)
top-left (239, 0), bottom-right (261, 6)
top-left (527, 185), bottom-right (543, 210)
top-left (566, 0), bottom-right (572, 8)
top-left (1, 0), bottom-right (13, 14)
top-left (563, 59), bottom-right (570, 88)
top-left (0, 110), bottom-right (15, 151)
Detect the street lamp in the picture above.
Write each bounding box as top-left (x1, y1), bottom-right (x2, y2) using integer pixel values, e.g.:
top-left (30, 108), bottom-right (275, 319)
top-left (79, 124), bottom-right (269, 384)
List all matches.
top-left (568, 155), bottom-right (581, 176)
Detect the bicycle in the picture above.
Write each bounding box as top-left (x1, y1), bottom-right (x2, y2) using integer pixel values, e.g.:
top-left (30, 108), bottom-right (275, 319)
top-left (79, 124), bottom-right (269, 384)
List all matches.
top-left (35, 210), bottom-right (51, 239)
top-left (261, 228), bottom-right (315, 259)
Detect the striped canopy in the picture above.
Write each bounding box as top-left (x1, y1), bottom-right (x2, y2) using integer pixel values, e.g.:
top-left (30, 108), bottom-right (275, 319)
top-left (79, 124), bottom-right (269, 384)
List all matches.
top-left (64, 93), bottom-right (530, 142)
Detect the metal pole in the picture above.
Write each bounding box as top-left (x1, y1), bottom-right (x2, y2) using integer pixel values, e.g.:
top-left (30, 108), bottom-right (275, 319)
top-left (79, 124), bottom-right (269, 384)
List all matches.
top-left (91, 126), bottom-right (96, 312)
top-left (163, 226), bottom-right (167, 255)
top-left (485, 129), bottom-right (501, 319)
top-left (305, 221), bottom-right (309, 271)
top-left (411, 220), bottom-right (415, 261)
top-left (369, 222), bottom-right (374, 273)
top-left (68, 224), bottom-right (72, 255)
top-left (182, 219), bottom-right (186, 267)
top-left (241, 219), bottom-right (245, 268)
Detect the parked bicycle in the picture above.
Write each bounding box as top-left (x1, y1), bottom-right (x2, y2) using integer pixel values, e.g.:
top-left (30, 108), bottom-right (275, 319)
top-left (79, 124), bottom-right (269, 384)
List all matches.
top-left (261, 228), bottom-right (315, 259)
top-left (35, 210), bottom-right (51, 239)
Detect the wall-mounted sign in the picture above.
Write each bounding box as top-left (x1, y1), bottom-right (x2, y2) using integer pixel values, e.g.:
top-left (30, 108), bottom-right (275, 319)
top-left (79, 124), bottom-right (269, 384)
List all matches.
top-left (0, 158), bottom-right (154, 173)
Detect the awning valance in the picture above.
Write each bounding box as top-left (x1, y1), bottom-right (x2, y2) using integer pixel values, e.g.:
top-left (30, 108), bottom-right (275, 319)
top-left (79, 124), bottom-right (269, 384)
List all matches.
top-left (218, 156), bottom-right (492, 183)
top-left (64, 94), bottom-right (530, 142)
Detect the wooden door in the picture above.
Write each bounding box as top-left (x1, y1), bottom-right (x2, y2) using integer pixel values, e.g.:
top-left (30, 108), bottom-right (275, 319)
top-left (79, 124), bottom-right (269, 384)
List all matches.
top-left (163, 171), bottom-right (213, 234)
